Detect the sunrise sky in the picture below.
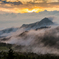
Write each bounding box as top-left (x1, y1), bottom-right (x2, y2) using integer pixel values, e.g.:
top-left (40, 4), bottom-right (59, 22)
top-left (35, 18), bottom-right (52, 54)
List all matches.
top-left (0, 0), bottom-right (59, 13)
top-left (0, 0), bottom-right (59, 30)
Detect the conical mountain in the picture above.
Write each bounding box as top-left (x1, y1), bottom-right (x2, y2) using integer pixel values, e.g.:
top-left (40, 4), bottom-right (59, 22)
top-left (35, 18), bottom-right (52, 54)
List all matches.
top-left (21, 18), bottom-right (54, 29)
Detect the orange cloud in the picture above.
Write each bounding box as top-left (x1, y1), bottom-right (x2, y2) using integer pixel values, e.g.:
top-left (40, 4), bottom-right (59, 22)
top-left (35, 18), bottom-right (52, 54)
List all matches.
top-left (14, 7), bottom-right (44, 13)
top-left (1, 1), bottom-right (59, 13)
top-left (1, 6), bottom-right (59, 13)
top-left (0, 6), bottom-right (44, 13)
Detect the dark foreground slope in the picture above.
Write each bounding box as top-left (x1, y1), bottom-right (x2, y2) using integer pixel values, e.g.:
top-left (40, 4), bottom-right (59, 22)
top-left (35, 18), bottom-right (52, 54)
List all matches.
top-left (0, 48), bottom-right (59, 59)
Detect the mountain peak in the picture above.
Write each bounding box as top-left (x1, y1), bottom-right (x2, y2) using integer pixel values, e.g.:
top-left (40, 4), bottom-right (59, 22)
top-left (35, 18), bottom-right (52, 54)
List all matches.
top-left (41, 17), bottom-right (51, 21)
top-left (40, 17), bottom-right (53, 24)
top-left (42, 17), bottom-right (50, 20)
top-left (21, 18), bottom-right (54, 29)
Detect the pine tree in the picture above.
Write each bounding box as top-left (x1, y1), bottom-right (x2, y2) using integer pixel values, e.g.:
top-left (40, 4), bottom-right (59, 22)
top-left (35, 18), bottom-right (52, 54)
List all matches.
top-left (8, 48), bottom-right (14, 59)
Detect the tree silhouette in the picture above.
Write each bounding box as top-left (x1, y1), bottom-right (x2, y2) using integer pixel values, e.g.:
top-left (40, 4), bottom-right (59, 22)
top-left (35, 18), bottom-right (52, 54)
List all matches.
top-left (8, 48), bottom-right (14, 59)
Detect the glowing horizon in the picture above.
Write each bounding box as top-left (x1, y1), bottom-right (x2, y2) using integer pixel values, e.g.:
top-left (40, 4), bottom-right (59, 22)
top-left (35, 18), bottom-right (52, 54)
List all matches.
top-left (0, 0), bottom-right (59, 13)
top-left (1, 6), bottom-right (59, 13)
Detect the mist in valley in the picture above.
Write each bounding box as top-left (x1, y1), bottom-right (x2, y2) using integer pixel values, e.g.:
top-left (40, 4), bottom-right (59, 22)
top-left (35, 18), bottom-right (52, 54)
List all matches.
top-left (0, 11), bottom-right (59, 55)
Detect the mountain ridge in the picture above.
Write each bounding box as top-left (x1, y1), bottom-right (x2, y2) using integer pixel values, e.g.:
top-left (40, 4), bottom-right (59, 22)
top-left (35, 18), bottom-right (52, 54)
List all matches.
top-left (0, 18), bottom-right (55, 36)
top-left (21, 18), bottom-right (54, 29)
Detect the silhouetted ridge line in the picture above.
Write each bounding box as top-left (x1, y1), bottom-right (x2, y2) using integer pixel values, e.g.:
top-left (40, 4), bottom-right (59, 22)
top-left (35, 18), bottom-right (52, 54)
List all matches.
top-left (21, 17), bottom-right (54, 29)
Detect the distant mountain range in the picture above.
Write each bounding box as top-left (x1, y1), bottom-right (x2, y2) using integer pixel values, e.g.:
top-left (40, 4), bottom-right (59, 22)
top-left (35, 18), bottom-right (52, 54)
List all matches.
top-left (0, 18), bottom-right (55, 35)
top-left (0, 28), bottom-right (18, 35)
top-left (21, 18), bottom-right (54, 30)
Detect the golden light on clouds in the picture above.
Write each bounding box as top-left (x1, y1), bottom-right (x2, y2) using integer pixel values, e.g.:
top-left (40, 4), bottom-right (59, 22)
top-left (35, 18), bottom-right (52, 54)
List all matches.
top-left (14, 7), bottom-right (44, 13)
top-left (0, 0), bottom-right (59, 13)
top-left (6, 0), bottom-right (33, 3)
top-left (1, 6), bottom-right (59, 13)
top-left (0, 7), bottom-right (44, 13)
top-left (6, 0), bottom-right (58, 3)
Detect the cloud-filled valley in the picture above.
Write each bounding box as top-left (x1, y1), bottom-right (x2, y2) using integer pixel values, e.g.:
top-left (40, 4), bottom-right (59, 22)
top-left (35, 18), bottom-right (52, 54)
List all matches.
top-left (1, 26), bottom-right (59, 54)
top-left (0, 17), bottom-right (59, 54)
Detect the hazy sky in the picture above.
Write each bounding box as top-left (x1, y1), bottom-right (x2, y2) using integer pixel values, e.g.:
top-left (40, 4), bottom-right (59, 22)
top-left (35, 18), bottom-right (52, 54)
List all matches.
top-left (0, 0), bottom-right (59, 30)
top-left (0, 0), bottom-right (59, 13)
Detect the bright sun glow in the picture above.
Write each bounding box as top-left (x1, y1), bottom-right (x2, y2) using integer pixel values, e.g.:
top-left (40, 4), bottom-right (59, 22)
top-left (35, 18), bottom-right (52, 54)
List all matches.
top-left (27, 9), bottom-right (41, 13)
top-left (0, 7), bottom-right (44, 13)
top-left (15, 7), bottom-right (44, 13)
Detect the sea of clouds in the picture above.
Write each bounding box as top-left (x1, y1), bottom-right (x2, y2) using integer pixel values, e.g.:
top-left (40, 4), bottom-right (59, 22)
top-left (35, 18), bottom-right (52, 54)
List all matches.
top-left (0, 10), bottom-right (59, 54)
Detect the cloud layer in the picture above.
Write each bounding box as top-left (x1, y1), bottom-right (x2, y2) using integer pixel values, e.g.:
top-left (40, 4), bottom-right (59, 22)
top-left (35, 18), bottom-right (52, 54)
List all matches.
top-left (0, 0), bottom-right (59, 13)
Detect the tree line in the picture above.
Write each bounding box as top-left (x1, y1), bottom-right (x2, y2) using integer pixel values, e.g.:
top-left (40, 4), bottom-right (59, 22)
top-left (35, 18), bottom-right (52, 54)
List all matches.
top-left (0, 48), bottom-right (59, 59)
